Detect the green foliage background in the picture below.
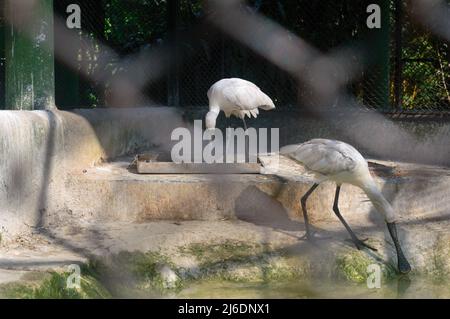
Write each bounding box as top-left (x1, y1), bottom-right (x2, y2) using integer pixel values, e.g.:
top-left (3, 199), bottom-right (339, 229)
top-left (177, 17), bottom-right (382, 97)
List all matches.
top-left (2, 0), bottom-right (448, 110)
top-left (97, 0), bottom-right (449, 110)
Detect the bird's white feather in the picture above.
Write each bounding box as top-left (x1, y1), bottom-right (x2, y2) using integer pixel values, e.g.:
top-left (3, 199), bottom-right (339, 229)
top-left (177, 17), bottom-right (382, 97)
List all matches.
top-left (281, 139), bottom-right (362, 174)
top-left (280, 139), bottom-right (369, 184)
top-left (207, 78), bottom-right (275, 123)
top-left (280, 139), bottom-right (396, 222)
top-left (221, 85), bottom-right (273, 111)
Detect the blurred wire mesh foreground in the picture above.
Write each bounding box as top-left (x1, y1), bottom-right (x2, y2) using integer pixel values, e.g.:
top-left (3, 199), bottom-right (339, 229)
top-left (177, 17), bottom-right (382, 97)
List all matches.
top-left (0, 0), bottom-right (449, 113)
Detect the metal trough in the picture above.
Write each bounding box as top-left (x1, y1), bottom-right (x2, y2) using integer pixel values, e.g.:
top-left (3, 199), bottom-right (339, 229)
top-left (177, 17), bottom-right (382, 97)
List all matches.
top-left (135, 154), bottom-right (262, 174)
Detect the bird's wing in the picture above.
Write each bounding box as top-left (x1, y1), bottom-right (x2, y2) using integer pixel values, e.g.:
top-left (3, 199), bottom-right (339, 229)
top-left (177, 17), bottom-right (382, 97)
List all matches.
top-left (281, 139), bottom-right (359, 176)
top-left (222, 84), bottom-right (274, 111)
top-left (227, 78), bottom-right (261, 89)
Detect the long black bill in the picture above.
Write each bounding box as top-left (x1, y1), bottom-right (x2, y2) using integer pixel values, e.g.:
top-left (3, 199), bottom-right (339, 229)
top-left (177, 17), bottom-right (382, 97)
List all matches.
top-left (386, 222), bottom-right (412, 274)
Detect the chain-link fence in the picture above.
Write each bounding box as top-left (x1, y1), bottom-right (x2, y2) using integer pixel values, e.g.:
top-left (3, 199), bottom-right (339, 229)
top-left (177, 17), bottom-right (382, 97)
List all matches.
top-left (0, 5), bottom-right (5, 109)
top-left (1, 0), bottom-right (449, 112)
top-left (397, 1), bottom-right (450, 112)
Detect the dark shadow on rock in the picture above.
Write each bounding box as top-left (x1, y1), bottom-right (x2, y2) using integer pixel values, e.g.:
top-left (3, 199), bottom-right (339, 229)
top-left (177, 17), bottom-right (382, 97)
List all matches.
top-left (36, 111), bottom-right (58, 229)
top-left (235, 185), bottom-right (304, 232)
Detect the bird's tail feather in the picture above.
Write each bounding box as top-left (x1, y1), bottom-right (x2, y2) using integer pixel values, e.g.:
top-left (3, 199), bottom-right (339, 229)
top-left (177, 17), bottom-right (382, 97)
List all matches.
top-left (250, 109), bottom-right (259, 118)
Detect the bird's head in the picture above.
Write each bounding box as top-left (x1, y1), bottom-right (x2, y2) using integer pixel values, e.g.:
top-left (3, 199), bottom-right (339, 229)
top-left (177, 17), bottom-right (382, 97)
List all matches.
top-left (260, 103), bottom-right (276, 111)
top-left (205, 111), bottom-right (219, 130)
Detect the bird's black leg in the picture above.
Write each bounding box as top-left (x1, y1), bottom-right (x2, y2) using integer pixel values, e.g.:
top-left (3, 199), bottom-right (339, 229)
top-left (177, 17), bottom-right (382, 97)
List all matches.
top-left (242, 118), bottom-right (248, 131)
top-left (333, 185), bottom-right (377, 252)
top-left (300, 183), bottom-right (319, 240)
top-left (386, 222), bottom-right (411, 274)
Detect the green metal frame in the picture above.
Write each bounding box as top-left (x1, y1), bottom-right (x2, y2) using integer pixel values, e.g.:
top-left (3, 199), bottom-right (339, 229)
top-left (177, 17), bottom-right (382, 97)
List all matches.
top-left (363, 0), bottom-right (391, 109)
top-left (54, 0), bottom-right (80, 109)
top-left (0, 11), bottom-right (5, 109)
top-left (4, 0), bottom-right (55, 110)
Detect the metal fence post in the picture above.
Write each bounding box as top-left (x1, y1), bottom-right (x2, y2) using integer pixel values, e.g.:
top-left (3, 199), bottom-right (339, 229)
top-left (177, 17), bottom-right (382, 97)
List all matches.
top-left (54, 0), bottom-right (80, 109)
top-left (4, 0), bottom-right (55, 110)
top-left (377, 0), bottom-right (391, 109)
top-left (393, 0), bottom-right (403, 109)
top-left (167, 0), bottom-right (180, 107)
top-left (81, 0), bottom-right (105, 107)
top-left (0, 3), bottom-right (5, 109)
top-left (220, 33), bottom-right (226, 79)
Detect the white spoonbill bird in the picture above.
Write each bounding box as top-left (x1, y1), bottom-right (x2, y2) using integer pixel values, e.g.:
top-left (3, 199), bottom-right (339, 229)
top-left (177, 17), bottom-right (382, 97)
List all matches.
top-left (280, 139), bottom-right (411, 274)
top-left (206, 78), bottom-right (275, 130)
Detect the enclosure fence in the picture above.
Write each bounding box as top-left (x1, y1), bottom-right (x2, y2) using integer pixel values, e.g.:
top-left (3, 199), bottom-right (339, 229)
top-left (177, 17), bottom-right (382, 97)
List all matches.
top-left (0, 0), bottom-right (449, 113)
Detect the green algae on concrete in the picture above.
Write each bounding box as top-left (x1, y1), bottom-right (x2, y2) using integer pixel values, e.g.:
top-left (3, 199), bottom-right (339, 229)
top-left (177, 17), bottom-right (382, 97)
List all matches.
top-left (334, 250), bottom-right (397, 283)
top-left (0, 270), bottom-right (110, 299)
top-left (2, 241), bottom-right (449, 299)
top-left (335, 250), bottom-right (372, 283)
top-left (106, 251), bottom-right (182, 291)
top-left (429, 235), bottom-right (450, 281)
top-left (178, 240), bottom-right (312, 283)
top-left (179, 240), bottom-right (262, 264)
top-left (89, 241), bottom-right (316, 296)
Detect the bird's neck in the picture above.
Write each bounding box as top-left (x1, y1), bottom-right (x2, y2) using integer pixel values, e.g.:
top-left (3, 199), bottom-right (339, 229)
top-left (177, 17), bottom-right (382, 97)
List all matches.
top-left (205, 108), bottom-right (219, 129)
top-left (361, 180), bottom-right (396, 223)
top-left (209, 104), bottom-right (220, 113)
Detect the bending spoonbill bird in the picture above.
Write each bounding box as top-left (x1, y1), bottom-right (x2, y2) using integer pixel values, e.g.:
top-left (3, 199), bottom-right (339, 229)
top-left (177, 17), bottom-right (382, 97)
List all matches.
top-left (280, 139), bottom-right (411, 274)
top-left (205, 78), bottom-right (275, 130)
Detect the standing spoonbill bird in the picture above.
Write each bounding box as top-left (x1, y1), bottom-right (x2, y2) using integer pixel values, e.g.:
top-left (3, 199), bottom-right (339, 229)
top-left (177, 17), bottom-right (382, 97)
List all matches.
top-left (280, 139), bottom-right (411, 274)
top-left (205, 78), bottom-right (275, 130)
